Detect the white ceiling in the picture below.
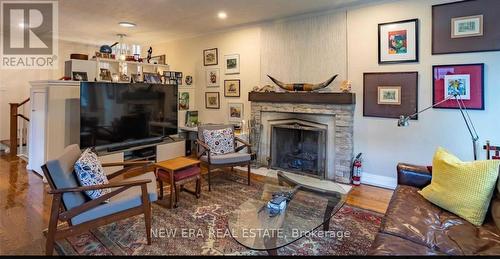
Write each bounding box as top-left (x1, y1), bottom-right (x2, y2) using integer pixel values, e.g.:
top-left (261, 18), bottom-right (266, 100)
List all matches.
top-left (58, 0), bottom-right (378, 46)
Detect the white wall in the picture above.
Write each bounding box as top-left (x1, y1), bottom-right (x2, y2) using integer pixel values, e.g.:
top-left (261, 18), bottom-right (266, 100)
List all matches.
top-left (260, 10), bottom-right (347, 90)
top-left (153, 26), bottom-right (261, 125)
top-left (0, 40), bottom-right (98, 141)
top-left (348, 0), bottom-right (500, 183)
top-left (157, 0), bottom-right (500, 187)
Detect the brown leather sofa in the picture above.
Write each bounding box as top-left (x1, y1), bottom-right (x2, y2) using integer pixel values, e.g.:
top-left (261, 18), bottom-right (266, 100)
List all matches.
top-left (369, 163), bottom-right (500, 255)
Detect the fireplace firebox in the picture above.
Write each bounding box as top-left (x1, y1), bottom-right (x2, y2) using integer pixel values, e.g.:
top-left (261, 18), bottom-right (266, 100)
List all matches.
top-left (270, 121), bottom-right (327, 179)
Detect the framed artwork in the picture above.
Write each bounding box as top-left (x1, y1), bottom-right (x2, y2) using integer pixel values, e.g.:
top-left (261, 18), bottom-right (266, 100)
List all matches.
top-left (224, 54), bottom-right (240, 74)
top-left (179, 92), bottom-right (190, 110)
top-left (99, 68), bottom-right (112, 81)
top-left (185, 75), bottom-right (193, 85)
top-left (206, 68), bottom-right (220, 87)
top-left (432, 0), bottom-right (500, 54)
top-left (203, 48), bottom-right (218, 66)
top-left (131, 73), bottom-right (143, 83)
top-left (205, 92), bottom-right (220, 109)
top-left (228, 103), bottom-right (244, 122)
top-left (119, 74), bottom-right (130, 82)
top-left (72, 71), bottom-right (88, 81)
top-left (377, 86), bottom-right (401, 105)
top-left (378, 19), bottom-right (419, 64)
top-left (143, 72), bottom-right (162, 84)
top-left (432, 64), bottom-right (484, 110)
top-left (451, 15), bottom-right (483, 38)
top-left (363, 72), bottom-right (418, 119)
top-left (150, 54), bottom-right (166, 65)
top-left (224, 79), bottom-right (241, 97)
top-left (185, 111), bottom-right (199, 127)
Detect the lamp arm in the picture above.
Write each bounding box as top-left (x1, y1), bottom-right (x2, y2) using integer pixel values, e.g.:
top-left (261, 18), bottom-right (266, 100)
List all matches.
top-left (399, 91), bottom-right (480, 161)
top-left (455, 97), bottom-right (479, 141)
top-left (405, 95), bottom-right (454, 119)
top-left (454, 96), bottom-right (480, 160)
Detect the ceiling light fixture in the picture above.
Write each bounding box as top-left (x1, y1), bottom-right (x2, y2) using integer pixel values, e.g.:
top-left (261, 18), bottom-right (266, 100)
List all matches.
top-left (217, 11), bottom-right (227, 19)
top-left (119, 21), bottom-right (136, 28)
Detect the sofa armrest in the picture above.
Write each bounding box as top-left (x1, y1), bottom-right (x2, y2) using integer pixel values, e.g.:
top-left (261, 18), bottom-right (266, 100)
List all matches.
top-left (397, 163), bottom-right (432, 189)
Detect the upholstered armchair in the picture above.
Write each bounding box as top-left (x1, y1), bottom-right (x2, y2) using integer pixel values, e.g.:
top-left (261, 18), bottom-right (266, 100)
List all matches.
top-left (196, 124), bottom-right (252, 191)
top-left (41, 144), bottom-right (158, 255)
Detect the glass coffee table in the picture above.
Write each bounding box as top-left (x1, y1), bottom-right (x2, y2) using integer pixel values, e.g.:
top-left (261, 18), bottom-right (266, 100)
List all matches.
top-left (227, 171), bottom-right (349, 255)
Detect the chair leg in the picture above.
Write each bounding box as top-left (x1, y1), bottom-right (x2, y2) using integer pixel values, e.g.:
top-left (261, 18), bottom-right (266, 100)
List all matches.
top-left (208, 165), bottom-right (212, 192)
top-left (174, 184), bottom-right (180, 208)
top-left (141, 185), bottom-right (152, 245)
top-left (170, 181), bottom-right (175, 209)
top-left (196, 177), bottom-right (201, 198)
top-left (46, 194), bottom-right (62, 255)
top-left (247, 162), bottom-right (251, 186)
top-left (159, 180), bottom-right (164, 200)
top-left (145, 202), bottom-right (152, 245)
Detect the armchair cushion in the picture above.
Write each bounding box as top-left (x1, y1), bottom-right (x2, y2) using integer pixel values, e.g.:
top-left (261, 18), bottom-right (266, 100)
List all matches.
top-left (202, 128), bottom-right (235, 156)
top-left (201, 152), bottom-right (251, 165)
top-left (71, 171), bottom-right (158, 225)
top-left (74, 148), bottom-right (111, 200)
top-left (45, 144), bottom-right (88, 210)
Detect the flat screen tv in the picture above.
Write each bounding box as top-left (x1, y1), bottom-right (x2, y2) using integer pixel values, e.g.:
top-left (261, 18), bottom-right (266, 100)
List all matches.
top-left (80, 82), bottom-right (178, 150)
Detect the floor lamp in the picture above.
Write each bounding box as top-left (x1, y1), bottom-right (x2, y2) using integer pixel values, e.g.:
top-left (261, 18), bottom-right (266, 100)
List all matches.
top-left (397, 92), bottom-right (480, 160)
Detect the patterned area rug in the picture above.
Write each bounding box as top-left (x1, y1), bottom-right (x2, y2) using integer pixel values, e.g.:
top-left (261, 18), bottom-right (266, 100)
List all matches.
top-left (54, 172), bottom-right (382, 255)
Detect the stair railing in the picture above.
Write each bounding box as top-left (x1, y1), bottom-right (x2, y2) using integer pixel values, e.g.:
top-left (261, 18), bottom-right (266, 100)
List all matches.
top-left (9, 98), bottom-right (30, 158)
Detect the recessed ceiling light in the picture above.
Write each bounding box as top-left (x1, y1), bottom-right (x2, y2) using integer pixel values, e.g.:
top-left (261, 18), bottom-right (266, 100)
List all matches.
top-left (19, 23), bottom-right (25, 28)
top-left (119, 22), bottom-right (136, 28)
top-left (217, 11), bottom-right (227, 19)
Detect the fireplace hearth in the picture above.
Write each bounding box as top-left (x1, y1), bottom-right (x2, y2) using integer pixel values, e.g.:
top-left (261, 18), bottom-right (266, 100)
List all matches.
top-left (270, 122), bottom-right (326, 179)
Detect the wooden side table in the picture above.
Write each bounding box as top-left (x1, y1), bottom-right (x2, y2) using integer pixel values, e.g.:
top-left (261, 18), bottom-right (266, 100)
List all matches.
top-left (155, 157), bottom-right (201, 209)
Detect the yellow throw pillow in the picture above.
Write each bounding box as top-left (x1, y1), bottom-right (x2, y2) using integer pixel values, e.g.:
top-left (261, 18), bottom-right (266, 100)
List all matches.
top-left (419, 147), bottom-right (500, 226)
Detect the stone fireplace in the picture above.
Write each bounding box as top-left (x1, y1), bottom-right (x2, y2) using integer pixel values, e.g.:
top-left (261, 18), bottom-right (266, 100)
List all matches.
top-left (249, 92), bottom-right (355, 184)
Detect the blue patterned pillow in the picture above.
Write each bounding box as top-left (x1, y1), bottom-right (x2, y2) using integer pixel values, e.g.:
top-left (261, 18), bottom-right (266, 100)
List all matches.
top-left (74, 148), bottom-right (111, 200)
top-left (203, 128), bottom-right (235, 156)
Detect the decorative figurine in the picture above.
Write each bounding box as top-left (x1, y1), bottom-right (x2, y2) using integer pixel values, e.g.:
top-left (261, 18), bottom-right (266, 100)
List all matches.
top-left (252, 85), bottom-right (275, 92)
top-left (267, 74), bottom-right (338, 92)
top-left (340, 80), bottom-right (352, 93)
top-left (147, 47), bottom-right (153, 63)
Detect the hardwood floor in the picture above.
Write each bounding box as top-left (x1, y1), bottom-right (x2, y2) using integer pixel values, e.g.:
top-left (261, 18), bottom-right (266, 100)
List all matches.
top-left (0, 153), bottom-right (393, 255)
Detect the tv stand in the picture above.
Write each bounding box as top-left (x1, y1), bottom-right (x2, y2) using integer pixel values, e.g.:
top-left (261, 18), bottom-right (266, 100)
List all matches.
top-left (162, 136), bottom-right (176, 142)
top-left (106, 138), bottom-right (164, 153)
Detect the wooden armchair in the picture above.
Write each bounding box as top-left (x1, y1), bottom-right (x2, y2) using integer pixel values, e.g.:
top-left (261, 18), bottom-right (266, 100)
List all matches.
top-left (196, 125), bottom-right (252, 191)
top-left (484, 141), bottom-right (500, 160)
top-left (41, 144), bottom-right (158, 255)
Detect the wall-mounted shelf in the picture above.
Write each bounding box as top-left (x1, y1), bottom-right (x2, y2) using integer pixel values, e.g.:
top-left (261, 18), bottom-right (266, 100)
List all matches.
top-left (65, 58), bottom-right (170, 82)
top-left (249, 92), bottom-right (356, 105)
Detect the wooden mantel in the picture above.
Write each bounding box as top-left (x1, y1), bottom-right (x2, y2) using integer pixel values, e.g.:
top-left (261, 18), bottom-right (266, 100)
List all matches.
top-left (248, 92), bottom-right (355, 105)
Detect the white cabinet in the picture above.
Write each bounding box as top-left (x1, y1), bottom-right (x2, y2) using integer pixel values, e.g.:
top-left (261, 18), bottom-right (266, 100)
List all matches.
top-left (27, 81), bottom-right (80, 176)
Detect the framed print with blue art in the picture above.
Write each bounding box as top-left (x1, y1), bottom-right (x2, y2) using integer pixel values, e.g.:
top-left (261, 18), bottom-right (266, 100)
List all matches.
top-left (432, 64), bottom-right (484, 110)
top-left (378, 19), bottom-right (419, 64)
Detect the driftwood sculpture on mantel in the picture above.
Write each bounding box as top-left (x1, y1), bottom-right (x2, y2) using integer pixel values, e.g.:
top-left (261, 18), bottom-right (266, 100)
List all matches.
top-left (267, 74), bottom-right (338, 92)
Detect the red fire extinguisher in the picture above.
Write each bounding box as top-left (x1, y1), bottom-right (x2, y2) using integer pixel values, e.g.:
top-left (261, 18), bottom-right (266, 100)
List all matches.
top-left (352, 153), bottom-right (363, 186)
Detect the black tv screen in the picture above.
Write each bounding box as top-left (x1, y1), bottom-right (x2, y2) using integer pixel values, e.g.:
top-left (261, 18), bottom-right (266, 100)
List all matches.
top-left (80, 82), bottom-right (178, 149)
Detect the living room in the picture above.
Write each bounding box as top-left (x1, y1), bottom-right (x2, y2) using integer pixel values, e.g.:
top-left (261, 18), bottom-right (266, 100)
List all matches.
top-left (1, 0), bottom-right (499, 256)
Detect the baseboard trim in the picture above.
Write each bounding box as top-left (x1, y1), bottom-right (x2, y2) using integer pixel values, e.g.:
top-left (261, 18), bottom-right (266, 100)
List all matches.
top-left (360, 172), bottom-right (397, 190)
